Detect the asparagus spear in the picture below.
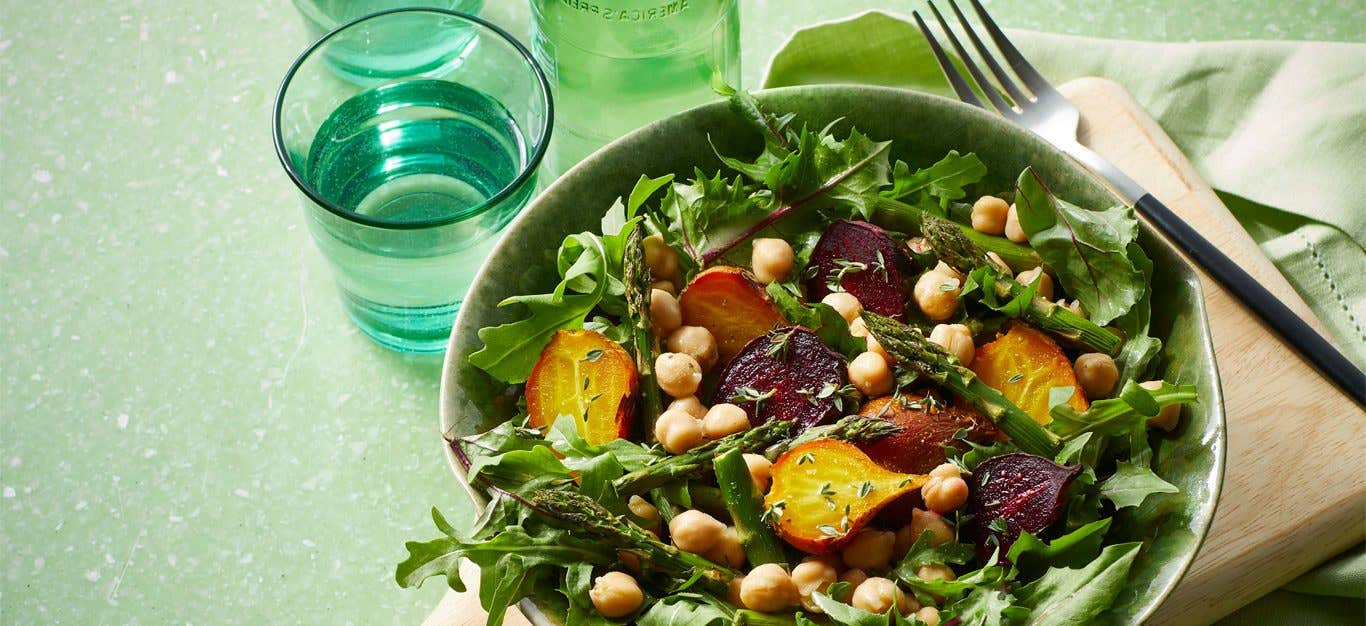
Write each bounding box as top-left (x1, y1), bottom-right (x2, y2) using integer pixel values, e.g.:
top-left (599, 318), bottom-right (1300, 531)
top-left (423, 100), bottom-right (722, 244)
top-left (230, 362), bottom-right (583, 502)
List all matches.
top-left (871, 196), bottom-right (1040, 272)
top-left (623, 224), bottom-right (664, 437)
top-left (862, 312), bottom-right (1061, 456)
top-left (921, 215), bottom-right (1122, 356)
top-left (528, 488), bottom-right (738, 585)
top-left (762, 414), bottom-right (903, 461)
top-left (714, 449), bottom-right (787, 565)
top-left (613, 420), bottom-right (795, 496)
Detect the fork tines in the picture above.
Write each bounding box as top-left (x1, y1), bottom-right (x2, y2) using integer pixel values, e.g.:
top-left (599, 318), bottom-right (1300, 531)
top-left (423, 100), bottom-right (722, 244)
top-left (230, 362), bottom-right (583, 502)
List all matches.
top-left (913, 0), bottom-right (1062, 116)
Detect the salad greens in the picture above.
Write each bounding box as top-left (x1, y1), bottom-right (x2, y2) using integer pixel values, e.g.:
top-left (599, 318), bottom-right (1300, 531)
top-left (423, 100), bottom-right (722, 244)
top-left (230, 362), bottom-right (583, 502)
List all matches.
top-left (400, 91), bottom-right (1201, 626)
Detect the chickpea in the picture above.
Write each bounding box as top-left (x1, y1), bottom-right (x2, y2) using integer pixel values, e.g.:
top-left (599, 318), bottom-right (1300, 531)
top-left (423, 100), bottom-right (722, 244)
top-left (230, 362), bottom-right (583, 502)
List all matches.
top-left (792, 556), bottom-right (839, 612)
top-left (667, 325), bottom-right (718, 371)
top-left (706, 526), bottom-right (747, 568)
top-left (1015, 267), bottom-right (1055, 300)
top-left (895, 509), bottom-right (955, 555)
top-left (651, 289), bottom-right (683, 336)
top-left (929, 463), bottom-right (961, 480)
top-left (922, 469), bottom-right (970, 515)
top-left (702, 403), bottom-right (750, 439)
top-left (848, 351), bottom-right (894, 397)
top-left (627, 495), bottom-right (661, 527)
top-left (1005, 204), bottom-right (1028, 243)
top-left (739, 563), bottom-right (799, 613)
top-left (916, 606), bottom-right (942, 626)
top-left (849, 316), bottom-right (870, 338)
top-left (914, 270), bottom-right (962, 321)
top-left (644, 234), bottom-right (679, 280)
top-left (916, 564), bottom-right (957, 583)
top-left (668, 509), bottom-right (726, 554)
top-left (850, 577), bottom-right (916, 615)
top-left (744, 453), bottom-right (772, 493)
top-left (589, 571), bottom-right (643, 618)
top-left (929, 323), bottom-right (975, 367)
top-left (651, 279), bottom-right (676, 296)
top-left (653, 409), bottom-right (704, 455)
top-left (667, 396), bottom-right (708, 420)
top-left (726, 574), bottom-right (746, 606)
top-left (841, 529), bottom-right (897, 571)
top-left (655, 352), bottom-right (702, 397)
top-left (1141, 380), bottom-right (1182, 431)
top-left (1074, 353), bottom-right (1119, 399)
top-left (751, 238), bottom-right (796, 284)
top-left (971, 195), bottom-right (1010, 236)
top-left (866, 332), bottom-right (895, 365)
top-left (838, 569), bottom-right (868, 603)
top-left (822, 292), bottom-right (863, 323)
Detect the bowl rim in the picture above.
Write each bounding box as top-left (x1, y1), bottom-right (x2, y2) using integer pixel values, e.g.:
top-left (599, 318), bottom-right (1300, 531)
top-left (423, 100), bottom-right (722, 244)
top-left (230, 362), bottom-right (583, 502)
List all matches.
top-left (437, 83), bottom-right (1227, 624)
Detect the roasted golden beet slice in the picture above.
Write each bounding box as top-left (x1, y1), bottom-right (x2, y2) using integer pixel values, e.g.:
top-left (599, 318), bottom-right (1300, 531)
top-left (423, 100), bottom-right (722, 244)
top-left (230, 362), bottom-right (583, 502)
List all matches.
top-left (711, 327), bottom-right (847, 429)
top-left (965, 452), bottom-right (1081, 558)
top-left (765, 439), bottom-right (928, 554)
top-left (971, 323), bottom-right (1088, 424)
top-left (857, 393), bottom-right (1001, 474)
top-left (525, 330), bottom-right (637, 445)
top-left (806, 220), bottom-right (910, 320)
top-left (679, 266), bottom-right (786, 365)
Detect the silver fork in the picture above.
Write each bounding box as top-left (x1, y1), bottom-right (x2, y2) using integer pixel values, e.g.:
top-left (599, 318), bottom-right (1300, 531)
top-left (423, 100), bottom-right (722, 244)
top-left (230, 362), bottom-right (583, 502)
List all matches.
top-left (914, 0), bottom-right (1364, 404)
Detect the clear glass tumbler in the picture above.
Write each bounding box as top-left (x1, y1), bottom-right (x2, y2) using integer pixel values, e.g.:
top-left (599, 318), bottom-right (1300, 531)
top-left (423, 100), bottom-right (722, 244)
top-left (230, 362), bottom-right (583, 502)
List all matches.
top-left (530, 0), bottom-right (740, 175)
top-left (291, 0), bottom-right (487, 84)
top-left (273, 9), bottom-right (552, 353)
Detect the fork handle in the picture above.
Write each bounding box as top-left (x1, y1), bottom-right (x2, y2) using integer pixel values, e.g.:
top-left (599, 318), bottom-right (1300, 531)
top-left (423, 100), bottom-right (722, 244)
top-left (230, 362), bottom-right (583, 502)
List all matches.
top-left (1133, 193), bottom-right (1365, 405)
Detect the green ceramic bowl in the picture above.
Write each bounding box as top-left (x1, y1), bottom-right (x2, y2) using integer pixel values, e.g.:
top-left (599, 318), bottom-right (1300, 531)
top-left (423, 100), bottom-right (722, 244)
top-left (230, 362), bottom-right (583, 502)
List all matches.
top-left (439, 85), bottom-right (1225, 624)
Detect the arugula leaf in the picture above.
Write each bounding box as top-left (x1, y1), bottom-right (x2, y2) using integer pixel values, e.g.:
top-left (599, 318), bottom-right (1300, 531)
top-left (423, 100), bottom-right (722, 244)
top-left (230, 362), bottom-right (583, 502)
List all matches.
top-left (655, 170), bottom-right (773, 270)
top-left (959, 266), bottom-right (1039, 318)
top-left (470, 174), bottom-right (674, 383)
top-left (636, 592), bottom-right (733, 626)
top-left (1048, 380), bottom-right (1197, 439)
top-left (459, 422), bottom-right (572, 493)
top-left (765, 282), bottom-right (865, 358)
top-left (946, 428), bottom-right (1019, 471)
top-left (396, 510), bottom-right (614, 626)
top-left (1014, 542), bottom-right (1142, 625)
top-left (1007, 518), bottom-right (1112, 578)
top-left (1111, 242), bottom-right (1162, 384)
top-left (811, 588), bottom-right (925, 625)
top-left (469, 227), bottom-right (616, 383)
top-left (883, 151), bottom-right (987, 207)
top-left (1013, 168), bottom-right (1144, 326)
top-left (547, 414), bottom-right (658, 473)
top-left (892, 530), bottom-right (974, 576)
top-left (699, 92), bottom-right (894, 262)
top-left (944, 587), bottom-right (1028, 626)
top-left (561, 562), bottom-right (616, 626)
top-left (895, 550), bottom-right (1012, 603)
top-left (1099, 460), bottom-right (1179, 509)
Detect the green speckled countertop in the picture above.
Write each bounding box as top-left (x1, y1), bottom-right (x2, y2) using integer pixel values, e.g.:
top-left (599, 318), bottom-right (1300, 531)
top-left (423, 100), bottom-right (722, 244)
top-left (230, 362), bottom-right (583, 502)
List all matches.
top-left (1, 1), bottom-right (1358, 624)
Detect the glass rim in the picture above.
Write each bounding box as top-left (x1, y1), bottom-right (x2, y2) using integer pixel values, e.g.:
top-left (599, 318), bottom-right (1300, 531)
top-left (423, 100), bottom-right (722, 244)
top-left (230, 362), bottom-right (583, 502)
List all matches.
top-left (271, 7), bottom-right (553, 230)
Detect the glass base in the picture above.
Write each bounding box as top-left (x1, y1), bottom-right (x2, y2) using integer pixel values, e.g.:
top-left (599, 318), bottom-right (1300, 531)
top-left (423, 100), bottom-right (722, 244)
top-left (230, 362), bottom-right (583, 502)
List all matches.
top-left (339, 291), bottom-right (458, 354)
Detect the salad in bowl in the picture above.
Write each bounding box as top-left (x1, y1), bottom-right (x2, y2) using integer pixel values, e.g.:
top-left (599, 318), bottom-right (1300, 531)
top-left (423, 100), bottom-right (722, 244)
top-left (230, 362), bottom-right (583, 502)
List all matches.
top-left (398, 88), bottom-right (1216, 625)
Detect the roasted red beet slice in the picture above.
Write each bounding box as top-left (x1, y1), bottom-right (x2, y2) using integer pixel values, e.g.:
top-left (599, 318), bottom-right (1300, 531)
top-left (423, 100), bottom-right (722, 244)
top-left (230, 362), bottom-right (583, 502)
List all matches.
top-left (806, 220), bottom-right (909, 320)
top-left (965, 453), bottom-right (1081, 559)
top-left (711, 326), bottom-right (847, 429)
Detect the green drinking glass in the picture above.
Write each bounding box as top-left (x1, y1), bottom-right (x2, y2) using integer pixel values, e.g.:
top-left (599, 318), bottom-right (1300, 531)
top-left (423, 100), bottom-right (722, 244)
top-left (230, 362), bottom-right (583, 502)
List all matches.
top-left (273, 9), bottom-right (552, 353)
top-left (530, 0), bottom-right (740, 175)
top-left (290, 0), bottom-right (486, 84)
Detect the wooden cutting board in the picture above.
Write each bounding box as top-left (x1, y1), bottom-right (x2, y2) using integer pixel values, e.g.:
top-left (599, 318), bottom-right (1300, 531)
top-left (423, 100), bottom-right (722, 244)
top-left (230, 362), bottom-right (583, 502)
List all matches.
top-left (424, 77), bottom-right (1366, 626)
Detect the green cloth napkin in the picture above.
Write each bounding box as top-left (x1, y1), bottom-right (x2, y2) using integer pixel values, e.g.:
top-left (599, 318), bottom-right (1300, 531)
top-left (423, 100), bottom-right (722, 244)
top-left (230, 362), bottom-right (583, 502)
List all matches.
top-left (762, 11), bottom-right (1366, 371)
top-left (761, 11), bottom-right (1366, 624)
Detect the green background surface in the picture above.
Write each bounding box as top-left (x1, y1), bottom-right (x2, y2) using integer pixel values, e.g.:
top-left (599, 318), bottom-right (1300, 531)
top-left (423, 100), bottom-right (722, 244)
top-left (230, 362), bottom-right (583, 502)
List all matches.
top-left (1, 1), bottom-right (1359, 624)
